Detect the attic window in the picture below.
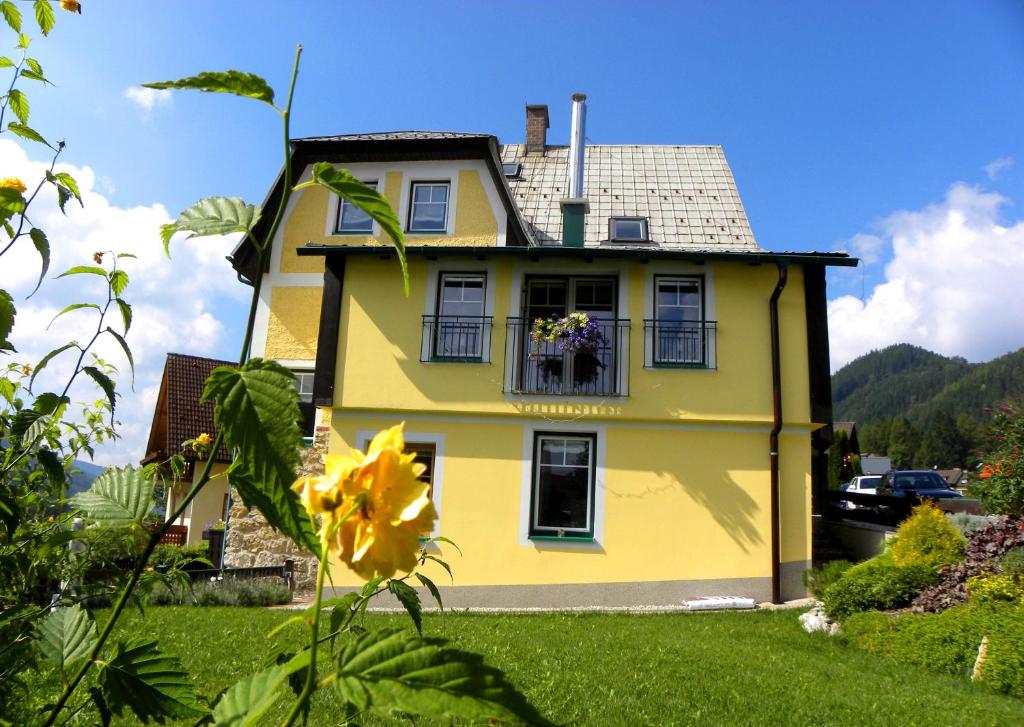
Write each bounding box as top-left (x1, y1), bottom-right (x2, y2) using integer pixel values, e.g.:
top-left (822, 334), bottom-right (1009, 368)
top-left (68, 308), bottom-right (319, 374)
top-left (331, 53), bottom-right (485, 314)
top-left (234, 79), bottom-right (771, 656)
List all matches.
top-left (609, 217), bottom-right (648, 242)
top-left (502, 162), bottom-right (522, 179)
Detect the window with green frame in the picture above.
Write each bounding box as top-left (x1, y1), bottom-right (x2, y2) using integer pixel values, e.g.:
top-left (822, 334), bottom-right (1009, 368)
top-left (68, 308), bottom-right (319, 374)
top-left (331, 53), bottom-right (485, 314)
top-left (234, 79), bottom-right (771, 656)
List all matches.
top-left (529, 433), bottom-right (596, 539)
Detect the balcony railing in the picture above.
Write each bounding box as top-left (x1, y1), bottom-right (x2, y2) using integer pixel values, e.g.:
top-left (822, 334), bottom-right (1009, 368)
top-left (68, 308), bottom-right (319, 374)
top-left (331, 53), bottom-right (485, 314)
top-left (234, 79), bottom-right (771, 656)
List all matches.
top-left (505, 317), bottom-right (630, 396)
top-left (420, 315), bottom-right (493, 363)
top-left (643, 319), bottom-right (717, 369)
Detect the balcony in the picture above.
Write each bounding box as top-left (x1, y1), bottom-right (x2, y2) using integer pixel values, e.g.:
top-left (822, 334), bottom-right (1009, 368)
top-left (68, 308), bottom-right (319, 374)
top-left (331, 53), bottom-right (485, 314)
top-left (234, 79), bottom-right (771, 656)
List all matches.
top-left (420, 315), bottom-right (493, 363)
top-left (505, 317), bottom-right (630, 396)
top-left (643, 319), bottom-right (717, 369)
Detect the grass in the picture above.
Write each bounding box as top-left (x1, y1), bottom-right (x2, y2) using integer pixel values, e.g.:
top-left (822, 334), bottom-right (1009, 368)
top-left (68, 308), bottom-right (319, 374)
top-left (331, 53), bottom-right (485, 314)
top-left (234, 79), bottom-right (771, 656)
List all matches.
top-left (16, 607), bottom-right (1024, 726)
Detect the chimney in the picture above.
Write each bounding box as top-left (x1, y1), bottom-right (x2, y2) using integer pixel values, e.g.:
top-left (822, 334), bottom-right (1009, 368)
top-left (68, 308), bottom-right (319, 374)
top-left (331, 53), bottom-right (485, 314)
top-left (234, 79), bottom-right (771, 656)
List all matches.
top-left (559, 92), bottom-right (589, 248)
top-left (525, 104), bottom-right (549, 153)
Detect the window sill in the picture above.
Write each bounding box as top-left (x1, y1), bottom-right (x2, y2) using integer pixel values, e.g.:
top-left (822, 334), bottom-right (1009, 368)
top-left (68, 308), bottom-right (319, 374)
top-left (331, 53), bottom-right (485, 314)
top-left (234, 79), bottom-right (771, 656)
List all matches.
top-left (646, 362), bottom-right (714, 370)
top-left (425, 356), bottom-right (488, 364)
top-left (331, 229), bottom-right (375, 236)
top-left (528, 534), bottom-right (594, 543)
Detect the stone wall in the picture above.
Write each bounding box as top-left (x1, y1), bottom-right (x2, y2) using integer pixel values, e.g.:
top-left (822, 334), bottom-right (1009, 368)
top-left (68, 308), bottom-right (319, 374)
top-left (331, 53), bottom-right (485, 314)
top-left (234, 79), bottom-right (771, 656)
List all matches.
top-left (222, 423), bottom-right (328, 593)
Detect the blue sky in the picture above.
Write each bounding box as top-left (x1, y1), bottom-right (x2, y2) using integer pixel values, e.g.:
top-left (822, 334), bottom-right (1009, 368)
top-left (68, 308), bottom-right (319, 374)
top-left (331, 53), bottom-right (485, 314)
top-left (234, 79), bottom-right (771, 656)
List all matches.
top-left (5, 1), bottom-right (1024, 463)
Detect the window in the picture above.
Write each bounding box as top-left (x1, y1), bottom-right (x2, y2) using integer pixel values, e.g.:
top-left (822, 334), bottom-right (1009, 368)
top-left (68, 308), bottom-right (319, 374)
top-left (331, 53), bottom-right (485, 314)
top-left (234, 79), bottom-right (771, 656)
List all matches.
top-left (293, 371), bottom-right (314, 403)
top-left (530, 433), bottom-right (596, 539)
top-left (609, 217), bottom-right (648, 241)
top-left (652, 277), bottom-right (705, 365)
top-left (335, 181), bottom-right (377, 233)
top-left (408, 182), bottom-right (450, 233)
top-left (407, 443), bottom-right (436, 499)
top-left (434, 273), bottom-right (487, 360)
top-left (502, 162), bottom-right (522, 179)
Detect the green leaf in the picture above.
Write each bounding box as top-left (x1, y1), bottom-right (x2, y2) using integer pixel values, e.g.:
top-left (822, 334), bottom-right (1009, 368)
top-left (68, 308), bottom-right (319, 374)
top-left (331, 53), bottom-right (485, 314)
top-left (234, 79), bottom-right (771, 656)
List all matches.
top-left (56, 264), bottom-right (106, 279)
top-left (33, 0), bottom-right (53, 36)
top-left (105, 326), bottom-right (134, 386)
top-left (37, 604), bottom-right (97, 673)
top-left (48, 302), bottom-right (99, 328)
top-left (415, 573), bottom-right (444, 614)
top-left (53, 171), bottom-right (81, 202)
top-left (72, 465), bottom-right (154, 527)
top-left (109, 268), bottom-right (128, 296)
top-left (423, 553), bottom-right (453, 581)
top-left (7, 88), bottom-right (28, 124)
top-left (36, 446), bottom-right (65, 490)
top-left (143, 71), bottom-right (275, 105)
top-left (161, 196), bottom-right (261, 257)
top-left (33, 391), bottom-right (68, 416)
top-left (17, 32), bottom-right (30, 50)
top-left (0, 289), bottom-right (14, 352)
top-left (116, 297), bottom-right (132, 333)
top-left (19, 67), bottom-right (47, 83)
top-left (0, 187), bottom-right (26, 220)
top-left (10, 407), bottom-right (41, 439)
top-left (27, 227), bottom-right (49, 296)
top-left (0, 56), bottom-right (11, 67)
top-left (388, 580), bottom-right (422, 635)
top-left (83, 365), bottom-right (117, 416)
top-left (90, 687), bottom-right (113, 727)
top-left (210, 664), bottom-right (287, 727)
top-left (98, 638), bottom-right (206, 722)
top-left (202, 359), bottom-right (318, 554)
top-left (1, 1), bottom-right (21, 32)
top-left (8, 121), bottom-right (51, 147)
top-left (307, 163), bottom-right (408, 294)
top-left (29, 341), bottom-right (77, 388)
top-left (423, 535), bottom-right (463, 556)
top-left (334, 628), bottom-right (553, 726)
top-left (25, 56), bottom-right (43, 75)
top-left (24, 411), bottom-right (50, 443)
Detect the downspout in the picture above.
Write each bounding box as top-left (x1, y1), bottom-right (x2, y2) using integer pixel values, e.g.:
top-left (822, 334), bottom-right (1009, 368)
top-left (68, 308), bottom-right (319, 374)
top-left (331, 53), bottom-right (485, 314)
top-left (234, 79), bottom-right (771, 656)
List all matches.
top-left (769, 262), bottom-right (788, 604)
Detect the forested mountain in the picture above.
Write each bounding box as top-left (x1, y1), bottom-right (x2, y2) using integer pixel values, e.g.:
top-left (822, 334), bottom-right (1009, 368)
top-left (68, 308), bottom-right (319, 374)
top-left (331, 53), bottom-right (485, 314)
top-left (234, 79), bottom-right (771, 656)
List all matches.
top-left (831, 344), bottom-right (1024, 469)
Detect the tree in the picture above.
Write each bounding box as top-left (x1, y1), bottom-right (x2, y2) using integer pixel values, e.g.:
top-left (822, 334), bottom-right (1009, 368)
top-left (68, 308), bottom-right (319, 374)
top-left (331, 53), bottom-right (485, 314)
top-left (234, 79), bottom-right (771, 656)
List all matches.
top-left (914, 409), bottom-right (969, 469)
top-left (887, 417), bottom-right (921, 469)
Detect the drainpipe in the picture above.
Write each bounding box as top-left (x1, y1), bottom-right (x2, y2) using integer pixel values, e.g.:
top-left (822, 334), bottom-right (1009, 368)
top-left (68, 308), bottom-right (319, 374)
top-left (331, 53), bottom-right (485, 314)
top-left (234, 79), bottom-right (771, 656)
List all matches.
top-left (769, 262), bottom-right (788, 604)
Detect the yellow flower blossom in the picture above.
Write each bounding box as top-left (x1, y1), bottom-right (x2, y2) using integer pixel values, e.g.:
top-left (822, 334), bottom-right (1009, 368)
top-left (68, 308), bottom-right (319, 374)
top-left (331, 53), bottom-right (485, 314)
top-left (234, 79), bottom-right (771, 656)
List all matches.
top-left (22, 364), bottom-right (30, 376)
top-left (0, 177), bottom-right (26, 194)
top-left (60, 0), bottom-right (81, 13)
top-left (195, 432), bottom-right (212, 447)
top-left (292, 423), bottom-right (436, 580)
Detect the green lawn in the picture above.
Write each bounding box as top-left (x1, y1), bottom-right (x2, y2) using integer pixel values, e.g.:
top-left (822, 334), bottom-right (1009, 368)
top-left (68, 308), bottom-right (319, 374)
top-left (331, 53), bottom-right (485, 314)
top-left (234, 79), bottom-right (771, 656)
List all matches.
top-left (20, 607), bottom-right (1024, 726)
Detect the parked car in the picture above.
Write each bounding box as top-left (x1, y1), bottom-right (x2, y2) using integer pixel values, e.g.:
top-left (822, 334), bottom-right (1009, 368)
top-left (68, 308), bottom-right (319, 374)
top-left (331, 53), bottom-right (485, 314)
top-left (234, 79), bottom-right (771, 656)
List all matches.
top-left (838, 474), bottom-right (883, 509)
top-left (875, 470), bottom-right (964, 500)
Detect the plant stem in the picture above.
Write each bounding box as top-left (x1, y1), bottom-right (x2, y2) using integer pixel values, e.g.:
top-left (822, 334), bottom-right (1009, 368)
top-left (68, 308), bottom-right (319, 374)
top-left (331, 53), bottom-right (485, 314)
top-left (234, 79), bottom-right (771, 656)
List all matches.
top-left (284, 548), bottom-right (328, 727)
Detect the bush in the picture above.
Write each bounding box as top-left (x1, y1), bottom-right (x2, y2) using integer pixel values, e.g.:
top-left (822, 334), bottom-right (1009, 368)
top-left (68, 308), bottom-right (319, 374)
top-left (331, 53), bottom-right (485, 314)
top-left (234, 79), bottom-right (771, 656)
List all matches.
top-left (1002, 545), bottom-right (1024, 578)
top-left (946, 511), bottom-right (991, 535)
top-left (802, 560), bottom-right (853, 599)
top-left (968, 400), bottom-right (1024, 516)
top-left (890, 503), bottom-right (966, 570)
top-left (967, 574), bottom-right (1024, 606)
top-left (822, 553), bottom-right (939, 620)
top-left (150, 543), bottom-right (211, 570)
top-left (148, 577), bottom-right (291, 607)
top-left (842, 603), bottom-right (1024, 697)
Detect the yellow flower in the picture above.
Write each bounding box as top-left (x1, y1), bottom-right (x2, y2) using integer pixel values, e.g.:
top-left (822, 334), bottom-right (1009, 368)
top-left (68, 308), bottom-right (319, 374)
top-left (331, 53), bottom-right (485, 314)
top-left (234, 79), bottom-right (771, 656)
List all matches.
top-left (21, 364), bottom-right (30, 376)
top-left (195, 432), bottom-right (212, 447)
top-left (0, 177), bottom-right (26, 194)
top-left (60, 0), bottom-right (81, 13)
top-left (292, 423), bottom-right (436, 580)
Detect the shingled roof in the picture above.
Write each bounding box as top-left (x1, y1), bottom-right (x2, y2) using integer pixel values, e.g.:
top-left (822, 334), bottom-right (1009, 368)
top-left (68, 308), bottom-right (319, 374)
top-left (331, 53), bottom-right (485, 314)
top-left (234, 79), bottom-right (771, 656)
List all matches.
top-left (143, 353), bottom-right (234, 465)
top-left (500, 144), bottom-right (761, 251)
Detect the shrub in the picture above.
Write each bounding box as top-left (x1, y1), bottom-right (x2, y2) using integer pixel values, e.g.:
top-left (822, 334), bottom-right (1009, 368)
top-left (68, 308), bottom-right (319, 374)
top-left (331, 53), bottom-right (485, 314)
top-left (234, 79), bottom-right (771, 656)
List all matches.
top-left (967, 574), bottom-right (1024, 606)
top-left (968, 400), bottom-right (1024, 517)
top-left (1002, 545), bottom-right (1024, 578)
top-left (912, 516), bottom-right (1024, 613)
top-left (147, 577), bottom-right (291, 607)
top-left (842, 603), bottom-right (1024, 697)
top-left (822, 553), bottom-right (939, 620)
top-left (890, 503), bottom-right (966, 570)
top-left (802, 560), bottom-right (853, 599)
top-left (150, 543), bottom-right (211, 570)
top-left (946, 511), bottom-right (991, 535)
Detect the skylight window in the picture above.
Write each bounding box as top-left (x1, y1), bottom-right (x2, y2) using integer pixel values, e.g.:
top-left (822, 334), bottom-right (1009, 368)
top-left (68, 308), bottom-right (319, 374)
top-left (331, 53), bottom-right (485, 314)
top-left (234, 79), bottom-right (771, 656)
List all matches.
top-left (609, 217), bottom-right (648, 242)
top-left (502, 162), bottom-right (522, 179)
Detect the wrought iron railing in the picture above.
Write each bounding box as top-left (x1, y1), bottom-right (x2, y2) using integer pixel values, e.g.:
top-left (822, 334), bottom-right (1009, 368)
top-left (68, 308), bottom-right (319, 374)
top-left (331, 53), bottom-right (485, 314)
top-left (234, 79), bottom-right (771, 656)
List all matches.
top-left (420, 315), bottom-right (493, 362)
top-left (643, 320), bottom-right (717, 369)
top-left (505, 317), bottom-right (630, 396)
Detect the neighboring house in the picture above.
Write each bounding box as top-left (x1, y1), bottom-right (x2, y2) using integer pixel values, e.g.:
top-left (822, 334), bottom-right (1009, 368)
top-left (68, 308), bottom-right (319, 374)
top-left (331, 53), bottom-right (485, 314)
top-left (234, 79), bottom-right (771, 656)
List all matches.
top-left (228, 95), bottom-right (855, 606)
top-left (833, 421), bottom-right (860, 455)
top-left (937, 468), bottom-right (967, 489)
top-left (142, 353), bottom-right (234, 547)
top-left (860, 455), bottom-right (893, 476)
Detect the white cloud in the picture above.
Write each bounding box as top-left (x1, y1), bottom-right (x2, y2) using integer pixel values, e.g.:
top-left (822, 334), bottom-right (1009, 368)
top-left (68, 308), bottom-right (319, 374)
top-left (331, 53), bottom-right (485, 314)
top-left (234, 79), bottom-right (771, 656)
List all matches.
top-left (1, 139), bottom-right (247, 465)
top-left (985, 156), bottom-right (1014, 181)
top-left (845, 233), bottom-right (886, 265)
top-left (828, 183), bottom-right (1024, 371)
top-left (123, 86), bottom-right (173, 119)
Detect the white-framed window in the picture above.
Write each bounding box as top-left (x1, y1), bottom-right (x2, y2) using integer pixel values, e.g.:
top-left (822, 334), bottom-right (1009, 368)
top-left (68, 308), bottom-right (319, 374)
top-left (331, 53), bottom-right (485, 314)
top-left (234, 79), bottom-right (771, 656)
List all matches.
top-left (529, 433), bottom-right (596, 539)
top-left (293, 371), bottom-right (314, 403)
top-left (408, 182), bottom-right (450, 233)
top-left (432, 273), bottom-right (487, 360)
top-left (335, 181), bottom-right (377, 233)
top-left (609, 217), bottom-right (648, 241)
top-left (652, 277), bottom-right (705, 366)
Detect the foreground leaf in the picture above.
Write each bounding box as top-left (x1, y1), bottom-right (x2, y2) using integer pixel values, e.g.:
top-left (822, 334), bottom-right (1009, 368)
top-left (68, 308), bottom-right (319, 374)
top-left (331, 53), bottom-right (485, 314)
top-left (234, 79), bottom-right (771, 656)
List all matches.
top-left (160, 196), bottom-right (261, 257)
top-left (0, 289), bottom-right (14, 352)
top-left (7, 88), bottom-right (28, 124)
top-left (8, 121), bottom-right (51, 147)
top-left (388, 579), bottom-right (422, 635)
top-left (306, 163), bottom-right (407, 293)
top-left (28, 227), bottom-right (49, 295)
top-left (83, 365), bottom-right (117, 417)
top-left (416, 573), bottom-right (444, 614)
top-left (202, 359), bottom-right (318, 554)
top-left (98, 638), bottom-right (206, 722)
top-left (29, 341), bottom-right (77, 388)
top-left (33, 0), bottom-right (53, 35)
top-left (105, 326), bottom-right (135, 385)
top-left (335, 628), bottom-right (552, 726)
top-left (72, 465), bottom-right (154, 527)
top-left (143, 71), bottom-right (275, 105)
top-left (211, 664), bottom-right (286, 727)
top-left (37, 604), bottom-right (97, 673)
top-left (0, 1), bottom-right (20, 33)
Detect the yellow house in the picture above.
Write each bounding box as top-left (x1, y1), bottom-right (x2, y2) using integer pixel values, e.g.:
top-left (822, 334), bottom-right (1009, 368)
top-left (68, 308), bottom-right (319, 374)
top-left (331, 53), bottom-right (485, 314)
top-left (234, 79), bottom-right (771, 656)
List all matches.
top-left (230, 97), bottom-right (855, 606)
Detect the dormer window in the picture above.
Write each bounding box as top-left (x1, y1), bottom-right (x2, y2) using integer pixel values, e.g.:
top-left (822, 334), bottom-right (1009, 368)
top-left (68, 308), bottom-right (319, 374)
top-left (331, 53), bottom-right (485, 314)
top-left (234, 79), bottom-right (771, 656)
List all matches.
top-left (335, 180), bottom-right (377, 233)
top-left (408, 182), bottom-right (450, 233)
top-left (609, 217), bottom-right (648, 242)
